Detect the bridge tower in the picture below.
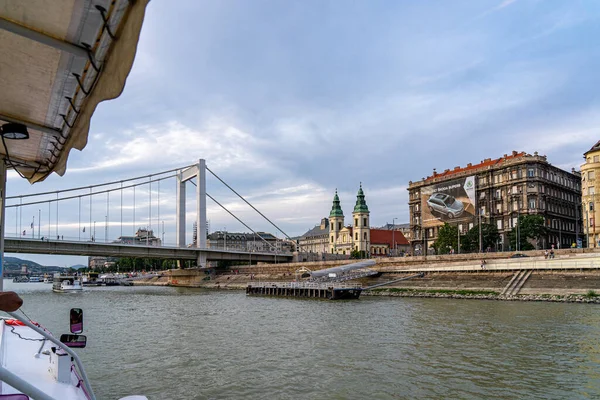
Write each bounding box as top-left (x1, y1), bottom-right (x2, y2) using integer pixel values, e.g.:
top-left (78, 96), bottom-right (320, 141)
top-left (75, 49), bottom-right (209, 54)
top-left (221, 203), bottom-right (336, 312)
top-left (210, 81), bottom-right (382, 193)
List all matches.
top-left (176, 159), bottom-right (207, 267)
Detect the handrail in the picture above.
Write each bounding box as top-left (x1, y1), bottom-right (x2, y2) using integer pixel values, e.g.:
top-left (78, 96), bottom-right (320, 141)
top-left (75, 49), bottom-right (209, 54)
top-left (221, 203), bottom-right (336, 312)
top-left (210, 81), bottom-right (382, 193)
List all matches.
top-left (0, 365), bottom-right (58, 400)
top-left (6, 311), bottom-right (96, 400)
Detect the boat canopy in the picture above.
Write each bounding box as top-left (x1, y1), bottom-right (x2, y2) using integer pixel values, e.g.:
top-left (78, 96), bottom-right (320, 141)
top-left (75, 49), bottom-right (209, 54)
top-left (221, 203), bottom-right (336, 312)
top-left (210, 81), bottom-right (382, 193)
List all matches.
top-left (0, 0), bottom-right (149, 182)
top-left (308, 260), bottom-right (377, 278)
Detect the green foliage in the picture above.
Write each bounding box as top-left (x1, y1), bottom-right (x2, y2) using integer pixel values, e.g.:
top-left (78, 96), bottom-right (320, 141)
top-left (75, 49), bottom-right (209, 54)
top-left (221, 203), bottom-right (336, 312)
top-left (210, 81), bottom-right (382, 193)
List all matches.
top-left (508, 214), bottom-right (547, 250)
top-left (460, 223), bottom-right (501, 253)
top-left (432, 223), bottom-right (458, 255)
top-left (586, 290), bottom-right (598, 298)
top-left (350, 249), bottom-right (368, 259)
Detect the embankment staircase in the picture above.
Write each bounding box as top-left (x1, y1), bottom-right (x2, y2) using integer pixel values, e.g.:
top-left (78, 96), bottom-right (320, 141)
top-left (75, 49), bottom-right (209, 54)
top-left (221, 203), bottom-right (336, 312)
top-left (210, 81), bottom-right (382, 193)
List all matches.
top-left (501, 270), bottom-right (532, 296)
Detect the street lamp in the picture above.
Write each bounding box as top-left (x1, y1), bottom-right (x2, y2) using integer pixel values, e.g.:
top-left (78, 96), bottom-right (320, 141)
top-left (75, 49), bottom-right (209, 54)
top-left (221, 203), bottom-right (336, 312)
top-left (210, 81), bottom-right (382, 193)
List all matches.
top-left (552, 219), bottom-right (562, 249)
top-left (224, 227), bottom-right (227, 250)
top-left (392, 217), bottom-right (397, 257)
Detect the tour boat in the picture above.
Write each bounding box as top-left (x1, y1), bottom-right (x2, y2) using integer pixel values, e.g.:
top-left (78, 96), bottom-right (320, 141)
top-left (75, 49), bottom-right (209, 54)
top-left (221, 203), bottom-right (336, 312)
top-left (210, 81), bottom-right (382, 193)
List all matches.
top-left (0, 0), bottom-right (149, 398)
top-left (52, 274), bottom-right (84, 293)
top-left (0, 310), bottom-right (147, 400)
top-left (28, 276), bottom-right (43, 283)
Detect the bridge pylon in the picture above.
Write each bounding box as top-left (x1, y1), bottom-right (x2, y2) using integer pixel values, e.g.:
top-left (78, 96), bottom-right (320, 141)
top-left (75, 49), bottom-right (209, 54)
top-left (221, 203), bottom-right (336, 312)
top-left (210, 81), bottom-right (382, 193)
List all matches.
top-left (176, 159), bottom-right (207, 267)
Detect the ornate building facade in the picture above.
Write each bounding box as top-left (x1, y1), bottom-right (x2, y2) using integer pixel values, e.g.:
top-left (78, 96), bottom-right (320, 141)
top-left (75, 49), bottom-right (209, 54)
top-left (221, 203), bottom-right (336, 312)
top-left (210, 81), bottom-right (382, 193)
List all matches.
top-left (298, 185), bottom-right (410, 257)
top-left (582, 141), bottom-right (600, 248)
top-left (408, 151), bottom-right (582, 253)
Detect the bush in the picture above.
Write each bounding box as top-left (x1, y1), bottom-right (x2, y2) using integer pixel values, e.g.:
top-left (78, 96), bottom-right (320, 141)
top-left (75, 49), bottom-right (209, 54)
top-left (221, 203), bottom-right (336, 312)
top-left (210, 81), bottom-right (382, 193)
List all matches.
top-left (586, 290), bottom-right (598, 298)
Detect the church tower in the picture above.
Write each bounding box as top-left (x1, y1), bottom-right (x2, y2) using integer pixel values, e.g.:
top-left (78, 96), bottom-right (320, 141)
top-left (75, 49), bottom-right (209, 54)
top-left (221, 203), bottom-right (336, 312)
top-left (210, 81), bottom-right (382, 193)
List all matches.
top-left (329, 189), bottom-right (344, 254)
top-left (352, 183), bottom-right (370, 254)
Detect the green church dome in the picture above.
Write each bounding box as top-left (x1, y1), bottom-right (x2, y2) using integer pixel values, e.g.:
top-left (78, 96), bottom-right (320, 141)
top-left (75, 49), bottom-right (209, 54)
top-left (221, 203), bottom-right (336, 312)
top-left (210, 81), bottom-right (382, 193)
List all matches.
top-left (329, 189), bottom-right (344, 217)
top-left (353, 183), bottom-right (369, 213)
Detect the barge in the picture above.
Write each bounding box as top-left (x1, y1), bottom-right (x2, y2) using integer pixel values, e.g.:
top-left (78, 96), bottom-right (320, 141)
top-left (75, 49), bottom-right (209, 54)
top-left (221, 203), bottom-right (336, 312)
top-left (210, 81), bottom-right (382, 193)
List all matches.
top-left (246, 281), bottom-right (362, 300)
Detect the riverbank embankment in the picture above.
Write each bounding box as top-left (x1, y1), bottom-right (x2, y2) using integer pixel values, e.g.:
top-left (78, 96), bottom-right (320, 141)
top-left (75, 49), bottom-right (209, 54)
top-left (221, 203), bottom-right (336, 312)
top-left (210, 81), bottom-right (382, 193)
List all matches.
top-left (133, 249), bottom-right (600, 302)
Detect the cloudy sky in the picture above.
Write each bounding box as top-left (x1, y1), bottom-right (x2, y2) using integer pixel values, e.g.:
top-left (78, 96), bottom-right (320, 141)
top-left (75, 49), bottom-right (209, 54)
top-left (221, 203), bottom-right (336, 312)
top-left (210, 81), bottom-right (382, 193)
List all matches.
top-left (6, 0), bottom-right (600, 266)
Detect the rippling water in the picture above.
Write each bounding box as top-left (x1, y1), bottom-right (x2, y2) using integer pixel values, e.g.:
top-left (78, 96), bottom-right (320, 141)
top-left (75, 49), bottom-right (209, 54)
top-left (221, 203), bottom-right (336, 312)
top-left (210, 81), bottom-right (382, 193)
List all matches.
top-left (4, 279), bottom-right (600, 399)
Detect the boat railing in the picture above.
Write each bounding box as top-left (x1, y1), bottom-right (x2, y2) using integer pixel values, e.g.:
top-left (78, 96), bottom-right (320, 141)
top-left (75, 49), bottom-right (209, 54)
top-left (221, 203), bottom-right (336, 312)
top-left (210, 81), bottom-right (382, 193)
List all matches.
top-left (3, 311), bottom-right (96, 400)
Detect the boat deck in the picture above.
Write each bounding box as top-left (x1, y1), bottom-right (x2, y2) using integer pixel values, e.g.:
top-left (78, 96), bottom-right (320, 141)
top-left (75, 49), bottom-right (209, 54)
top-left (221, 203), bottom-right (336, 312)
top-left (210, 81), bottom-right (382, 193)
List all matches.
top-left (0, 319), bottom-right (89, 399)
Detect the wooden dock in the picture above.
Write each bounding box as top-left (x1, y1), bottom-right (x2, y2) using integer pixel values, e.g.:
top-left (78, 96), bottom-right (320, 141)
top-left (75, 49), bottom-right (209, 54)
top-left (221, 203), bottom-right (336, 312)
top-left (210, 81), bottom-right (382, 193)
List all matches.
top-left (246, 282), bottom-right (362, 300)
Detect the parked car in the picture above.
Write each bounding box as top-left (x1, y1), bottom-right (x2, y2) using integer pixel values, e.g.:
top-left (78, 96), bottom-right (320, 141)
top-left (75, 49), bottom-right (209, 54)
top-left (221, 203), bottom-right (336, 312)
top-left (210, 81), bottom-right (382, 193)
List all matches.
top-left (426, 193), bottom-right (465, 218)
top-left (510, 253), bottom-right (529, 258)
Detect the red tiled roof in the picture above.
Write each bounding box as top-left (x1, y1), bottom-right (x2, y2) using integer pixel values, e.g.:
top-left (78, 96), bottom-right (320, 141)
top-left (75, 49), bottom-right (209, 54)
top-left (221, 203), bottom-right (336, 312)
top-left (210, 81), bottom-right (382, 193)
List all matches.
top-left (370, 229), bottom-right (409, 246)
top-left (425, 151), bottom-right (527, 182)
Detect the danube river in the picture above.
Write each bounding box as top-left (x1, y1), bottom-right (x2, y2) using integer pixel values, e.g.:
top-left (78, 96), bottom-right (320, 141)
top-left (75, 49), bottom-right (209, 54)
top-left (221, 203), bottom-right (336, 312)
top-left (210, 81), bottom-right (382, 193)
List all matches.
top-left (4, 280), bottom-right (600, 399)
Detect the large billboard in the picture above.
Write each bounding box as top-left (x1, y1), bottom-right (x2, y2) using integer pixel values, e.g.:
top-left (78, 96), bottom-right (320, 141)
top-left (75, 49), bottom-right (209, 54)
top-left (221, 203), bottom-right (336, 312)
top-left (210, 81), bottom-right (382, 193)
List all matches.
top-left (421, 176), bottom-right (477, 228)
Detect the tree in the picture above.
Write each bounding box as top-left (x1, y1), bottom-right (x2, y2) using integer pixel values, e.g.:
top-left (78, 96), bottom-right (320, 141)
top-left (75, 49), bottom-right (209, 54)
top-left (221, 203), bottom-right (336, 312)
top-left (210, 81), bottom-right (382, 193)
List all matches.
top-left (461, 223), bottom-right (500, 253)
top-left (432, 223), bottom-right (458, 255)
top-left (508, 214), bottom-right (547, 251)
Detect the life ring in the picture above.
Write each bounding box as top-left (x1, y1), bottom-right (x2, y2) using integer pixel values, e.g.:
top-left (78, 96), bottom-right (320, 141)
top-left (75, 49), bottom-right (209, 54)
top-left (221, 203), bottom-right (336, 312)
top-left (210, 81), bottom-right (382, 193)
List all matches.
top-left (4, 319), bottom-right (26, 326)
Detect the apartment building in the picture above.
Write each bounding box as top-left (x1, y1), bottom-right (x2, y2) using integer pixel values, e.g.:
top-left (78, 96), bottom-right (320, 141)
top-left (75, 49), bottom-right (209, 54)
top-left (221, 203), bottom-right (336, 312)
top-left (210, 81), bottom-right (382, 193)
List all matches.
top-left (581, 140), bottom-right (600, 248)
top-left (408, 151), bottom-right (582, 254)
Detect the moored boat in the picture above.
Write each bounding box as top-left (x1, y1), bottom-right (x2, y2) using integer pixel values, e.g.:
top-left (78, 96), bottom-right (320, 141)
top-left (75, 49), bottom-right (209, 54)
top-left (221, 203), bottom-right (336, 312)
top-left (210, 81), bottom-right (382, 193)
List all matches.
top-left (52, 274), bottom-right (84, 293)
top-left (82, 272), bottom-right (101, 286)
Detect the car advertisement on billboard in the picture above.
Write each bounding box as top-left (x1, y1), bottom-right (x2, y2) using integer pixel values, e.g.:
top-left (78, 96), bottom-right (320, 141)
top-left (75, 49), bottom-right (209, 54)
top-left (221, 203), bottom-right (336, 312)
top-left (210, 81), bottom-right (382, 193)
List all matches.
top-left (421, 176), bottom-right (477, 228)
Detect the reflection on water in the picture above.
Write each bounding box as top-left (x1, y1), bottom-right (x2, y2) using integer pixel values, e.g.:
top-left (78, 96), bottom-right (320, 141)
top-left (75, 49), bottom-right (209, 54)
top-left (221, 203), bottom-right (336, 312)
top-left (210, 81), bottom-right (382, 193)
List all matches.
top-left (4, 279), bottom-right (600, 399)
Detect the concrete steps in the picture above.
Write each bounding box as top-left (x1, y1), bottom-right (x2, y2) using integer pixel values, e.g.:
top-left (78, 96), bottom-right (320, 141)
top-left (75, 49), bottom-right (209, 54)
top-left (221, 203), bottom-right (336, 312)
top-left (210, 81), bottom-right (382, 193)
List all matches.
top-left (501, 270), bottom-right (532, 296)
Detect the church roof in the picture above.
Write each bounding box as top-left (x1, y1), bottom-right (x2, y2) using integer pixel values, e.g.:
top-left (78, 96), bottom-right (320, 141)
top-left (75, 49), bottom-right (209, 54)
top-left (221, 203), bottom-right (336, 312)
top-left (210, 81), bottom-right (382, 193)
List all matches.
top-left (353, 184), bottom-right (369, 213)
top-left (300, 224), bottom-right (330, 238)
top-left (370, 229), bottom-right (409, 246)
top-left (329, 189), bottom-right (344, 217)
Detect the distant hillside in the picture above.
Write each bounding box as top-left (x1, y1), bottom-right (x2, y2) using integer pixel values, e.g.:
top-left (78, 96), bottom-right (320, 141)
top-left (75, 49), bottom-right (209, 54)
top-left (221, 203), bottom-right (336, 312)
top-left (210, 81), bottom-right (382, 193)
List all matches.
top-left (70, 264), bottom-right (87, 270)
top-left (4, 256), bottom-right (67, 274)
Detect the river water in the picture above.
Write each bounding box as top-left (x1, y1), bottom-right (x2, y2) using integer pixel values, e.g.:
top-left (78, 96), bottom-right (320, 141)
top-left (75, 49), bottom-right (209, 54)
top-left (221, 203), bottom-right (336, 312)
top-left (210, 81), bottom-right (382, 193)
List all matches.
top-left (4, 279), bottom-right (600, 399)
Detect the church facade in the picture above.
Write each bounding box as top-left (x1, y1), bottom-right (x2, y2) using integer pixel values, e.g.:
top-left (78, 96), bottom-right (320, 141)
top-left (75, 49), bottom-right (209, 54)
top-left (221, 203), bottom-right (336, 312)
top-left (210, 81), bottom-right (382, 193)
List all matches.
top-left (329, 185), bottom-right (371, 255)
top-left (298, 185), bottom-right (410, 257)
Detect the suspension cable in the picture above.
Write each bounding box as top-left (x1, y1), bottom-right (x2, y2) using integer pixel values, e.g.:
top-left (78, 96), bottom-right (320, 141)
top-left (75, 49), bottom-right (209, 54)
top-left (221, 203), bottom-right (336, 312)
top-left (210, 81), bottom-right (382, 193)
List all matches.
top-left (205, 192), bottom-right (276, 252)
top-left (6, 174), bottom-right (176, 208)
top-left (6, 165), bottom-right (194, 199)
top-left (205, 166), bottom-right (294, 241)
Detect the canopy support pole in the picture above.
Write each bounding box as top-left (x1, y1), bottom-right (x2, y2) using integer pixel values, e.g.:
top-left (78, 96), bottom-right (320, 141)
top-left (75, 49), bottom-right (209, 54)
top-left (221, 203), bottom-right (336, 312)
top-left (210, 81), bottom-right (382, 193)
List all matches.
top-left (0, 17), bottom-right (90, 59)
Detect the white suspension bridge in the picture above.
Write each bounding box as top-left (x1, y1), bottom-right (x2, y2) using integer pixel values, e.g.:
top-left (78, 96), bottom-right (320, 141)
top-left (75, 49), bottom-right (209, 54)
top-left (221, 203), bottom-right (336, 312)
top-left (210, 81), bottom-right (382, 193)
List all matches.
top-left (4, 159), bottom-right (294, 266)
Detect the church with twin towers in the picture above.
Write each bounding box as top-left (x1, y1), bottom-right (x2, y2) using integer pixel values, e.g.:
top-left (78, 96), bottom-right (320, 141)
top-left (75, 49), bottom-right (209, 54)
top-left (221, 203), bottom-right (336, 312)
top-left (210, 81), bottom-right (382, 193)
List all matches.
top-left (298, 185), bottom-right (409, 257)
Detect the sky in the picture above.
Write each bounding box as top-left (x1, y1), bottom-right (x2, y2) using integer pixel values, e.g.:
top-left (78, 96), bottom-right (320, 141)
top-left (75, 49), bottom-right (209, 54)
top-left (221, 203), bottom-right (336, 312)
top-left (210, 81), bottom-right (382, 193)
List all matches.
top-left (6, 0), bottom-right (600, 266)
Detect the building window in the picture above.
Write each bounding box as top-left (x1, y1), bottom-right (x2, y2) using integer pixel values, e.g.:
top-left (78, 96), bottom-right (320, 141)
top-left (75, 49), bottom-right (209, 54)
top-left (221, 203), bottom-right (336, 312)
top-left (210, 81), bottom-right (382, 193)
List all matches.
top-left (355, 233), bottom-right (358, 240)
top-left (590, 202), bottom-right (595, 212)
top-left (590, 187), bottom-right (596, 195)
top-left (363, 218), bottom-right (367, 227)
top-left (529, 199), bottom-right (536, 209)
top-left (590, 171), bottom-right (596, 180)
top-left (355, 219), bottom-right (358, 227)
top-left (363, 232), bottom-right (367, 240)
top-left (338, 222), bottom-right (342, 230)
top-left (528, 168), bottom-right (534, 177)
top-left (497, 219), bottom-right (503, 230)
top-left (331, 236), bottom-right (334, 243)
top-left (594, 156), bottom-right (599, 163)
top-left (468, 223), bottom-right (474, 230)
top-left (495, 189), bottom-right (501, 199)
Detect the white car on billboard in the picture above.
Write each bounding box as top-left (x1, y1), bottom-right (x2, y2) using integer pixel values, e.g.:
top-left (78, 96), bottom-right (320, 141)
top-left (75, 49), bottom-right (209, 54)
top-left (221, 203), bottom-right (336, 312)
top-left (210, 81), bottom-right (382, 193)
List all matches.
top-left (426, 193), bottom-right (465, 219)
